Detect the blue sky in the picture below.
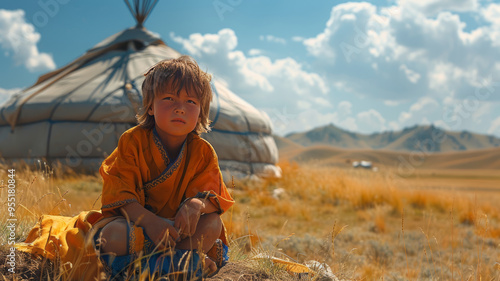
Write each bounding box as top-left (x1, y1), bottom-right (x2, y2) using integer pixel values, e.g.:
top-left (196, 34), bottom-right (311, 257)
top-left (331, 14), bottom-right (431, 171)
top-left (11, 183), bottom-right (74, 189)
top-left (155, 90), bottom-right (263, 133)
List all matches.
top-left (1, 0), bottom-right (500, 137)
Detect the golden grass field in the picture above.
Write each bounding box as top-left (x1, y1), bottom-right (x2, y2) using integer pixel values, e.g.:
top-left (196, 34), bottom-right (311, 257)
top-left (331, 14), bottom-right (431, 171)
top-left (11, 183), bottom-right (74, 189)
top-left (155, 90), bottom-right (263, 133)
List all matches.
top-left (1, 151), bottom-right (500, 280)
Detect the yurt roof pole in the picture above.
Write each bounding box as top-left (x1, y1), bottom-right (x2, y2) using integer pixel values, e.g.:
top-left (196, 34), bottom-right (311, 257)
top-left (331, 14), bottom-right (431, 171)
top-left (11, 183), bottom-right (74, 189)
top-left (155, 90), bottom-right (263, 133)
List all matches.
top-left (124, 0), bottom-right (159, 28)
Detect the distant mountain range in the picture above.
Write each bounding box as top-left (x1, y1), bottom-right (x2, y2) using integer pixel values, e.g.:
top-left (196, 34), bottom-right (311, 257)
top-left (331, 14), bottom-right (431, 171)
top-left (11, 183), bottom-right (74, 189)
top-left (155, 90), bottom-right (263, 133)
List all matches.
top-left (282, 124), bottom-right (500, 153)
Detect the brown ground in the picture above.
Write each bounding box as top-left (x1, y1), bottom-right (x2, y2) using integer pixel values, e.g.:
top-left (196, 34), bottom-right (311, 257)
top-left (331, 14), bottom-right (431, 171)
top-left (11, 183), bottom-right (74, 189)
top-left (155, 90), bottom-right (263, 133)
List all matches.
top-left (206, 262), bottom-right (271, 281)
top-left (0, 251), bottom-right (55, 280)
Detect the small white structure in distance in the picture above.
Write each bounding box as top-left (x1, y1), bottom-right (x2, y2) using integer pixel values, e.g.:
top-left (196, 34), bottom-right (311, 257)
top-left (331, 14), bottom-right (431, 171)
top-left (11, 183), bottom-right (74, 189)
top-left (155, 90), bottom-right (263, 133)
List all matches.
top-left (352, 160), bottom-right (372, 169)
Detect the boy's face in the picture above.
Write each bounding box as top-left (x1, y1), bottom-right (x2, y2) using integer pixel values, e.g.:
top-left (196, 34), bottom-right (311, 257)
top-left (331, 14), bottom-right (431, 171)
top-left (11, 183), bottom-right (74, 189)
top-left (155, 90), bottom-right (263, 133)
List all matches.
top-left (148, 84), bottom-right (201, 142)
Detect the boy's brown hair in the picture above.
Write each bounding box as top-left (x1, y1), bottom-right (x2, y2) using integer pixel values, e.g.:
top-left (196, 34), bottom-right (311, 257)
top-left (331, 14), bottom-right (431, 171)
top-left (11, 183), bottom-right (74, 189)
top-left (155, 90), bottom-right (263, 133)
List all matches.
top-left (137, 56), bottom-right (212, 134)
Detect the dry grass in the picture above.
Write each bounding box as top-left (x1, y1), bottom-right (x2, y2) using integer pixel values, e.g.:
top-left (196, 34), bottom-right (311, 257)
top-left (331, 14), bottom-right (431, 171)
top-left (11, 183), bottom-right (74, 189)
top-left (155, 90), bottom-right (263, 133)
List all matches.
top-left (1, 160), bottom-right (500, 280)
top-left (226, 161), bottom-right (500, 280)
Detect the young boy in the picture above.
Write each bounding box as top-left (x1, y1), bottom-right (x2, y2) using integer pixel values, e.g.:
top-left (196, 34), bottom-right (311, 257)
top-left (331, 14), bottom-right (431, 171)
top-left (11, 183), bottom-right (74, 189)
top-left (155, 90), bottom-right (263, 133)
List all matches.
top-left (97, 56), bottom-right (234, 278)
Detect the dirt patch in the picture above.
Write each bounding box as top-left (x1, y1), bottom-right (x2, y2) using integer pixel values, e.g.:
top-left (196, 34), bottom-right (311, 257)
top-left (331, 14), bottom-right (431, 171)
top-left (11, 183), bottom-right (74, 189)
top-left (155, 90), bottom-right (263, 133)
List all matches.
top-left (206, 262), bottom-right (271, 281)
top-left (0, 251), bottom-right (56, 280)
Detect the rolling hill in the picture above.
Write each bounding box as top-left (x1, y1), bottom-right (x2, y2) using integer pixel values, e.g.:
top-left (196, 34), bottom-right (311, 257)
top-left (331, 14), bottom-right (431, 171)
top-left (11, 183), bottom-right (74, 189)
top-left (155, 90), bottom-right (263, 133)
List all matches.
top-left (284, 124), bottom-right (500, 152)
top-left (275, 141), bottom-right (500, 171)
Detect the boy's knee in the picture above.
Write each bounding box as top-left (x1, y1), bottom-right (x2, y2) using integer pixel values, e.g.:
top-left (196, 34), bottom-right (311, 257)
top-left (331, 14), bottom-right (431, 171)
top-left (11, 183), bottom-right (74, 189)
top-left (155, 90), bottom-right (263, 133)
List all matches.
top-left (99, 220), bottom-right (129, 256)
top-left (202, 213), bottom-right (222, 232)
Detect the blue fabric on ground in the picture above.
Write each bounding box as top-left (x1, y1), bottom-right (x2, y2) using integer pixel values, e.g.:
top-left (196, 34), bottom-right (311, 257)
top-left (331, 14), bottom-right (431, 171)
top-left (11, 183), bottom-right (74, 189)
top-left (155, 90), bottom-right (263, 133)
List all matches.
top-left (221, 241), bottom-right (229, 266)
top-left (100, 253), bottom-right (133, 278)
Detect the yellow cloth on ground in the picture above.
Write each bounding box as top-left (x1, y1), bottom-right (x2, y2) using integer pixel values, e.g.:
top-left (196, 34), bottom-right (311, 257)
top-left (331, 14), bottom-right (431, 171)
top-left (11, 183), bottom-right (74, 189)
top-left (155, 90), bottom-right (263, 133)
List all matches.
top-left (100, 126), bottom-right (234, 244)
top-left (16, 210), bottom-right (106, 281)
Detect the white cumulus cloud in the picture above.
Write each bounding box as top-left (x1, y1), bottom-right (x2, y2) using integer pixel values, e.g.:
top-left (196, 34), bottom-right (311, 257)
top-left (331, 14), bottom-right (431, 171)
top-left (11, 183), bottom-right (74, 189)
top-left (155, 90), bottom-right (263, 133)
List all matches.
top-left (399, 64), bottom-right (421, 83)
top-left (337, 101), bottom-right (352, 116)
top-left (300, 1), bottom-right (500, 105)
top-left (357, 109), bottom-right (386, 133)
top-left (259, 35), bottom-right (286, 44)
top-left (248, 49), bottom-right (262, 56)
top-left (171, 28), bottom-right (329, 114)
top-left (482, 3), bottom-right (500, 25)
top-left (398, 97), bottom-right (440, 127)
top-left (399, 0), bottom-right (479, 16)
top-left (384, 100), bottom-right (401, 106)
top-left (0, 9), bottom-right (55, 72)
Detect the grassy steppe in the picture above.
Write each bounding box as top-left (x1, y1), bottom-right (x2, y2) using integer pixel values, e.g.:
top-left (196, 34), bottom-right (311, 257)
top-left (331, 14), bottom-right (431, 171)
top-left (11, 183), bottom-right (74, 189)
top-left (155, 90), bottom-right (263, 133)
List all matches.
top-left (1, 161), bottom-right (499, 280)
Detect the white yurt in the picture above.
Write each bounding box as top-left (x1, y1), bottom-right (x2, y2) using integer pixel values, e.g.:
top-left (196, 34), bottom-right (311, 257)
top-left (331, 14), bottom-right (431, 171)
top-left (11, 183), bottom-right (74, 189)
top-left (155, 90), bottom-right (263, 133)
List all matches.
top-left (0, 0), bottom-right (281, 180)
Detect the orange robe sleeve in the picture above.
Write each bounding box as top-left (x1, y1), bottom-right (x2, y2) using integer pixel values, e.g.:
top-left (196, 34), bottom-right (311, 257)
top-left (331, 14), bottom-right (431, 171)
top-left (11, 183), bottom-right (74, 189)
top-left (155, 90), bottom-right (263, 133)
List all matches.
top-left (184, 138), bottom-right (234, 214)
top-left (100, 130), bottom-right (147, 217)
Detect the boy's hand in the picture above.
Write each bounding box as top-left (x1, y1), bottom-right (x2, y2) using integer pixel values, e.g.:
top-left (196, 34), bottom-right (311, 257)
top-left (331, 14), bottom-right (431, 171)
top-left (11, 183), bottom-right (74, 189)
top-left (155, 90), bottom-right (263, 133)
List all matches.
top-left (120, 202), bottom-right (183, 251)
top-left (144, 217), bottom-right (179, 250)
top-left (174, 198), bottom-right (204, 238)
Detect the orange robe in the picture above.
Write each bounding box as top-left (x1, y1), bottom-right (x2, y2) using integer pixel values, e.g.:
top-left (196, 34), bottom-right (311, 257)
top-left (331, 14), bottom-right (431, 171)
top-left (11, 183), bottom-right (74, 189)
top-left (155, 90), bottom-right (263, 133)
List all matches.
top-left (100, 126), bottom-right (234, 242)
